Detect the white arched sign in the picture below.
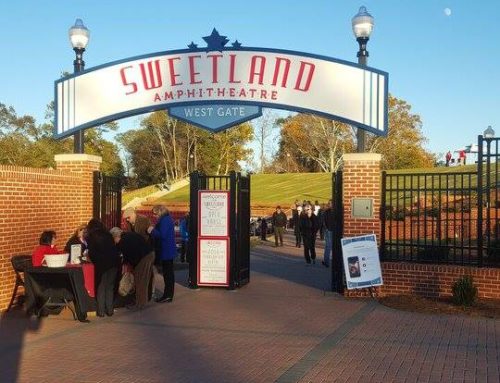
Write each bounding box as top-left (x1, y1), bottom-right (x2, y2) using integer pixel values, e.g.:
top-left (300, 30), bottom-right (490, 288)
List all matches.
top-left (54, 29), bottom-right (388, 138)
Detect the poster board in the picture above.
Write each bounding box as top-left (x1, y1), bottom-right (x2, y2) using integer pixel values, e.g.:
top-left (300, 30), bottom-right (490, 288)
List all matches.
top-left (197, 238), bottom-right (230, 287)
top-left (341, 234), bottom-right (383, 290)
top-left (198, 190), bottom-right (230, 237)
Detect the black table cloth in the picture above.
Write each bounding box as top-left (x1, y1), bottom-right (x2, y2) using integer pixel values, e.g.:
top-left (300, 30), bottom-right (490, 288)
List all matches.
top-left (24, 266), bottom-right (92, 321)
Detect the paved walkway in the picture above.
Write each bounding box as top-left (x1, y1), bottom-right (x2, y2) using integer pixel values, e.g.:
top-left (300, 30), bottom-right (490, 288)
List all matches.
top-left (1, 234), bottom-right (499, 383)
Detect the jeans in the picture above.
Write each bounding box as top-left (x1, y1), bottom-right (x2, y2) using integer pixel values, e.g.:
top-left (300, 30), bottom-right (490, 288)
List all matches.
top-left (274, 226), bottom-right (285, 246)
top-left (323, 229), bottom-right (332, 266)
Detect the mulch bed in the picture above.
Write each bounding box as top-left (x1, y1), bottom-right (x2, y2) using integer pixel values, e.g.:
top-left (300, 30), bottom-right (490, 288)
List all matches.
top-left (379, 295), bottom-right (500, 319)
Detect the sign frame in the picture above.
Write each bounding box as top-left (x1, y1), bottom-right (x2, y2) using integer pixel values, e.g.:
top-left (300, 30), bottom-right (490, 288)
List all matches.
top-left (197, 237), bottom-right (230, 287)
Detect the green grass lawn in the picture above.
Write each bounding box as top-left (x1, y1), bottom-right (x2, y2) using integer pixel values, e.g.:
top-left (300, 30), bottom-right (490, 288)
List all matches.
top-left (130, 163), bottom-right (494, 207)
top-left (155, 173), bottom-right (333, 205)
top-left (122, 184), bottom-right (160, 205)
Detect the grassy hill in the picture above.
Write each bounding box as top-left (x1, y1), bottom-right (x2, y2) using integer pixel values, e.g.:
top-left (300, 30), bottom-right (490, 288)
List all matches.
top-left (125, 164), bottom-right (486, 209)
top-left (154, 173), bottom-right (333, 206)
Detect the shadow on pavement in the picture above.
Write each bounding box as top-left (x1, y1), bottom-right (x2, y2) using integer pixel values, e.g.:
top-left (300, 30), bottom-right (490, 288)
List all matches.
top-left (250, 236), bottom-right (332, 293)
top-left (0, 308), bottom-right (42, 382)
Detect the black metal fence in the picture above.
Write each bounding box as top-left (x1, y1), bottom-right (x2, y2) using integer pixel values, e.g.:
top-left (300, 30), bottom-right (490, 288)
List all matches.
top-left (331, 171), bottom-right (344, 293)
top-left (93, 171), bottom-right (122, 230)
top-left (380, 135), bottom-right (500, 267)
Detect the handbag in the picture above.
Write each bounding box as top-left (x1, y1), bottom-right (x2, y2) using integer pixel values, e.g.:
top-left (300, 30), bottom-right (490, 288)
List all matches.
top-left (118, 271), bottom-right (135, 296)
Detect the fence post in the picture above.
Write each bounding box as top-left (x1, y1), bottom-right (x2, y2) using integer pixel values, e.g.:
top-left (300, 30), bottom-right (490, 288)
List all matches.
top-left (380, 171), bottom-right (387, 260)
top-left (229, 171), bottom-right (237, 289)
top-left (477, 135), bottom-right (484, 267)
top-left (188, 171), bottom-right (199, 287)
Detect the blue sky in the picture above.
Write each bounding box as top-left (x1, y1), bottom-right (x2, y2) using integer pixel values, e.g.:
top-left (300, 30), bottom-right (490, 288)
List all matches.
top-left (1, 0), bottom-right (498, 158)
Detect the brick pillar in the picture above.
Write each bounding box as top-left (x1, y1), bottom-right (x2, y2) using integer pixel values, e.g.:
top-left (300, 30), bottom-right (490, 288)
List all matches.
top-left (342, 153), bottom-right (382, 239)
top-left (54, 154), bottom-right (102, 224)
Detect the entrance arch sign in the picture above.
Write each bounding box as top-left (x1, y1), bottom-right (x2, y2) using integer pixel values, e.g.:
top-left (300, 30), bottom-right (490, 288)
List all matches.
top-left (54, 29), bottom-right (388, 138)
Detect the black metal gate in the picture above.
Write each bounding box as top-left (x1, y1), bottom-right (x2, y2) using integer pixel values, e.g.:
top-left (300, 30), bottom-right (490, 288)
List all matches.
top-left (188, 171), bottom-right (251, 289)
top-left (478, 134), bottom-right (500, 266)
top-left (93, 171), bottom-right (122, 229)
top-left (331, 170), bottom-right (344, 293)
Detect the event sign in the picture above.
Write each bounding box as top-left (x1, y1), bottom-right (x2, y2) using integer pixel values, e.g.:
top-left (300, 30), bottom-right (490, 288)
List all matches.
top-left (341, 234), bottom-right (383, 290)
top-left (198, 190), bottom-right (230, 237)
top-left (197, 238), bottom-right (230, 286)
top-left (54, 29), bottom-right (388, 138)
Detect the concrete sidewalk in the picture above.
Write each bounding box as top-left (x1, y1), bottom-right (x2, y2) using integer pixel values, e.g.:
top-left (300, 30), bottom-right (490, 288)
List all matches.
top-left (1, 234), bottom-right (499, 383)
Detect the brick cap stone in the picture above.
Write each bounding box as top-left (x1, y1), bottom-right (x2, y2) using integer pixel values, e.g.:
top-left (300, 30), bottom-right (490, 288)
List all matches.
top-left (54, 154), bottom-right (102, 164)
top-left (342, 153), bottom-right (382, 162)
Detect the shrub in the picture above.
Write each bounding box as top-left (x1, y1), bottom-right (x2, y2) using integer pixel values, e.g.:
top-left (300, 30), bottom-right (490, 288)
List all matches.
top-left (452, 275), bottom-right (478, 307)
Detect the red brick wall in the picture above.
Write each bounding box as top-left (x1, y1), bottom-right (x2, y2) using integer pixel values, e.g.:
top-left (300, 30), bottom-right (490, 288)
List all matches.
top-left (342, 153), bottom-right (382, 239)
top-left (345, 262), bottom-right (500, 299)
top-left (0, 154), bottom-right (101, 311)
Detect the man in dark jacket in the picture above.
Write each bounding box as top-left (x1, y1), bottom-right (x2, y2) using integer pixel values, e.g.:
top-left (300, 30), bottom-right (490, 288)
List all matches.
top-left (272, 206), bottom-right (288, 247)
top-left (110, 227), bottom-right (155, 310)
top-left (322, 200), bottom-right (335, 268)
top-left (299, 205), bottom-right (319, 264)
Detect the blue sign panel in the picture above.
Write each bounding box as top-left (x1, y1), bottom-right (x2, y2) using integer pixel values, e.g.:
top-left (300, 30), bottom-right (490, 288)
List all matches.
top-left (168, 104), bottom-right (262, 132)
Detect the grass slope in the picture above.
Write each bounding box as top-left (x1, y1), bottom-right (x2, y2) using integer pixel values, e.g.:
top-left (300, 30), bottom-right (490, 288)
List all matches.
top-left (155, 173), bottom-right (333, 205)
top-left (135, 164), bottom-right (488, 206)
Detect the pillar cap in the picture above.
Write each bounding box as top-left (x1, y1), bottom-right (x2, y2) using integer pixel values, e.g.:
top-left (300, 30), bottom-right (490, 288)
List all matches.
top-left (54, 154), bottom-right (102, 164)
top-left (342, 153), bottom-right (381, 162)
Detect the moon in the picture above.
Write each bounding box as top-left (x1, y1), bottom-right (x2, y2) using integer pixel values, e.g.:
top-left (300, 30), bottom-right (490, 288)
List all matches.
top-left (444, 7), bottom-right (452, 16)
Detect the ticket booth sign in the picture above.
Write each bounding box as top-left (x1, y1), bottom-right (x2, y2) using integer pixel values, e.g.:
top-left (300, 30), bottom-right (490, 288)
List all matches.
top-left (197, 238), bottom-right (230, 286)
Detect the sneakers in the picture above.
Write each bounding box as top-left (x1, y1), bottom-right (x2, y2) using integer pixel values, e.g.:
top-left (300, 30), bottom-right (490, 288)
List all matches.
top-left (321, 261), bottom-right (330, 268)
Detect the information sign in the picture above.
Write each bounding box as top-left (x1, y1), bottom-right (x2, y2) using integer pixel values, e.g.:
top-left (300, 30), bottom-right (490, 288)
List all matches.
top-left (341, 234), bottom-right (383, 289)
top-left (198, 190), bottom-right (230, 237)
top-left (198, 238), bottom-right (230, 286)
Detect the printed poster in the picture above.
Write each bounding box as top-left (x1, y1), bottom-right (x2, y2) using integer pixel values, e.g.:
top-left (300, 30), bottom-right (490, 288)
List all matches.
top-left (198, 238), bottom-right (229, 286)
top-left (199, 191), bottom-right (229, 237)
top-left (341, 234), bottom-right (383, 290)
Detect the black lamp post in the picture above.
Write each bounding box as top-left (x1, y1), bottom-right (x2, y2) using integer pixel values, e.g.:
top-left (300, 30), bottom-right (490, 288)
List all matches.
top-left (69, 19), bottom-right (90, 153)
top-left (352, 6), bottom-right (374, 153)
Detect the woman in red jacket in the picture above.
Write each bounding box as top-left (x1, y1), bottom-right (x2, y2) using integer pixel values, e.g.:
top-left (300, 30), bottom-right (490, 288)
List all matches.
top-left (32, 230), bottom-right (61, 266)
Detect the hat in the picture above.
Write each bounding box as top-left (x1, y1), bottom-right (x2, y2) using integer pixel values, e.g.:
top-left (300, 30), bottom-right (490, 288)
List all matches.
top-left (123, 207), bottom-right (135, 219)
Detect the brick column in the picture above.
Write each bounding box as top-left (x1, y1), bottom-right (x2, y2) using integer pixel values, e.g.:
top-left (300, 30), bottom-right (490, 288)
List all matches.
top-left (342, 153), bottom-right (382, 239)
top-left (54, 154), bottom-right (102, 224)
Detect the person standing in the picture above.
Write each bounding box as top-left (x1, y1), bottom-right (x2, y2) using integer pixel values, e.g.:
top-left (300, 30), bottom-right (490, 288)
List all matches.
top-left (292, 203), bottom-right (301, 248)
top-left (110, 227), bottom-right (155, 311)
top-left (149, 205), bottom-right (177, 303)
top-left (445, 151), bottom-right (452, 167)
top-left (260, 217), bottom-right (268, 241)
top-left (299, 205), bottom-right (319, 265)
top-left (272, 206), bottom-right (287, 247)
top-left (322, 200), bottom-right (335, 268)
top-left (123, 208), bottom-right (152, 244)
top-left (459, 150), bottom-right (466, 165)
top-left (179, 212), bottom-right (189, 263)
top-left (86, 219), bottom-right (121, 317)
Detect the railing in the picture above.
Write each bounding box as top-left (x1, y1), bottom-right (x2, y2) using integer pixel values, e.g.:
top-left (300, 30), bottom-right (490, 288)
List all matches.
top-left (380, 135), bottom-right (500, 268)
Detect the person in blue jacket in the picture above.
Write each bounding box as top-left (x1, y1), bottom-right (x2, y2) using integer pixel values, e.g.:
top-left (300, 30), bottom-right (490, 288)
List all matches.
top-left (179, 212), bottom-right (189, 263)
top-left (148, 205), bottom-right (176, 303)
